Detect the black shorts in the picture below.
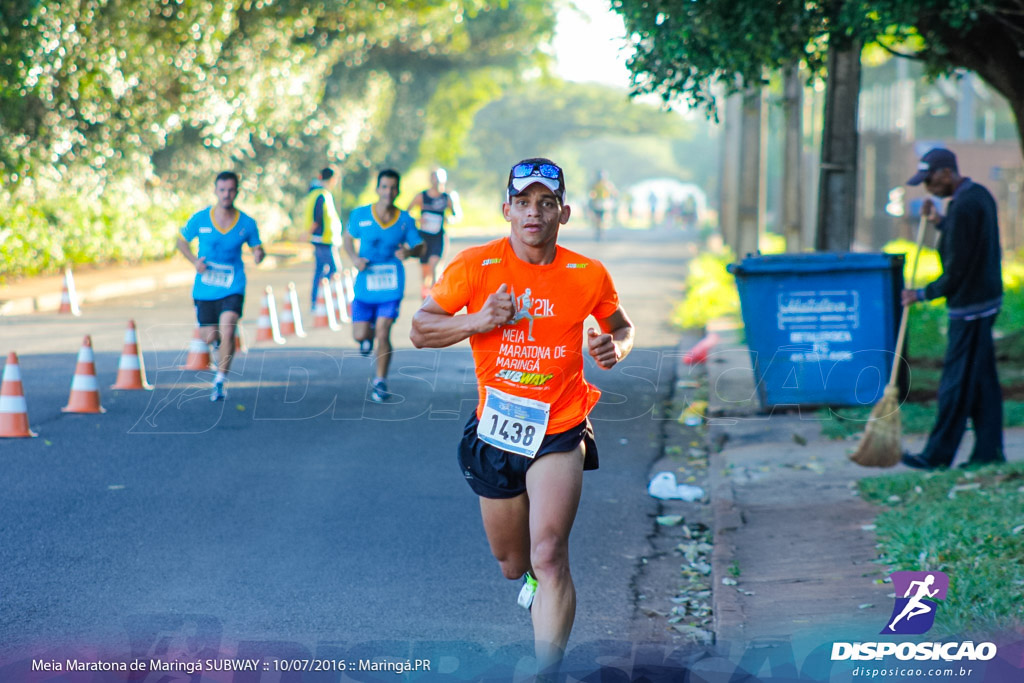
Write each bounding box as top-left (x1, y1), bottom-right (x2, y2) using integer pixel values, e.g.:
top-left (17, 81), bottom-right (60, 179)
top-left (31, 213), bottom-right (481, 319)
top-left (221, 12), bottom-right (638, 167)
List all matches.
top-left (457, 413), bottom-right (599, 499)
top-left (194, 294), bottom-right (244, 326)
top-left (418, 231), bottom-right (445, 263)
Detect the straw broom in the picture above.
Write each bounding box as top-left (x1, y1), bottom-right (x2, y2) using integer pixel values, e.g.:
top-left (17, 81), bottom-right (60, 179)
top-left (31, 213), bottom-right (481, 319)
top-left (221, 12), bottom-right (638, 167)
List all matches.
top-left (850, 213), bottom-right (929, 467)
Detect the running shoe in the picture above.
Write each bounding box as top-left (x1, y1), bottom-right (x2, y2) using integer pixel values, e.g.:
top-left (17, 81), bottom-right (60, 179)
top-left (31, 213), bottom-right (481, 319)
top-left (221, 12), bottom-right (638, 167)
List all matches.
top-left (359, 338), bottom-right (374, 356)
top-left (210, 381), bottom-right (226, 402)
top-left (517, 572), bottom-right (537, 610)
top-left (370, 378), bottom-right (388, 403)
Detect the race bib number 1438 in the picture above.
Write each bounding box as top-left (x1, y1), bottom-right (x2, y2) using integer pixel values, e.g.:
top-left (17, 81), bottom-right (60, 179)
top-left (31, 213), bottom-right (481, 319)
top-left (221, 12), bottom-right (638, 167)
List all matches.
top-left (477, 387), bottom-right (550, 458)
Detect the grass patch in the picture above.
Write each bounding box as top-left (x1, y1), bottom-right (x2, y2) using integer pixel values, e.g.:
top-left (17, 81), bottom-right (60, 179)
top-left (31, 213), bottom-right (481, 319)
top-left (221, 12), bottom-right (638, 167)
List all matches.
top-left (858, 463), bottom-right (1024, 636)
top-left (817, 400), bottom-right (1024, 440)
top-left (670, 249), bottom-right (739, 330)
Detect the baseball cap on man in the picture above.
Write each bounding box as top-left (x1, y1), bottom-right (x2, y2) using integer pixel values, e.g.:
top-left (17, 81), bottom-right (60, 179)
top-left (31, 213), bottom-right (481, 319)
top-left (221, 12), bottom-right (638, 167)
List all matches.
top-left (507, 159), bottom-right (566, 202)
top-left (907, 148), bottom-right (958, 186)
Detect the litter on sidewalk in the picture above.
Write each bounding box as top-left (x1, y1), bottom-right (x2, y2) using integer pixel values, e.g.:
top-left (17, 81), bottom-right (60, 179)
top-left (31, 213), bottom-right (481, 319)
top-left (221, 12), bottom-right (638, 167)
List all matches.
top-left (648, 471), bottom-right (704, 501)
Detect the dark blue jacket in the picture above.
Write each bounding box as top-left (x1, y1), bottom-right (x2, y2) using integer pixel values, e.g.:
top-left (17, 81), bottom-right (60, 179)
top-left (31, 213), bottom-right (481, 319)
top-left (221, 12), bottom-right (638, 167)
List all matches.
top-left (924, 179), bottom-right (1003, 316)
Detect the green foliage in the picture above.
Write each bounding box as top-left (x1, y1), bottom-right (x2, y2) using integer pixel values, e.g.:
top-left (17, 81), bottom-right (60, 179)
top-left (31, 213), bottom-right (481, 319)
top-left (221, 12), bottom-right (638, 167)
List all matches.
top-left (759, 231), bottom-right (786, 255)
top-left (671, 249), bottom-right (740, 331)
top-left (668, 234), bottom-right (782, 332)
top-left (418, 69), bottom-right (505, 170)
top-left (818, 401), bottom-right (939, 439)
top-left (818, 400), bottom-right (1024, 439)
top-left (610, 0), bottom-right (1024, 130)
top-left (882, 238), bottom-right (943, 287)
top-left (858, 463), bottom-right (1024, 636)
top-left (882, 242), bottom-right (1024, 362)
top-left (456, 79), bottom-right (692, 200)
top-left (0, 0), bottom-right (556, 279)
top-left (0, 190), bottom-right (191, 280)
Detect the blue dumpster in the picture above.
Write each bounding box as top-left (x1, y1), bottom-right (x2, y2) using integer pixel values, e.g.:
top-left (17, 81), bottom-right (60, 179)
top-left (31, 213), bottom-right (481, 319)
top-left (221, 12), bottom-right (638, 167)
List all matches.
top-left (727, 253), bottom-right (904, 408)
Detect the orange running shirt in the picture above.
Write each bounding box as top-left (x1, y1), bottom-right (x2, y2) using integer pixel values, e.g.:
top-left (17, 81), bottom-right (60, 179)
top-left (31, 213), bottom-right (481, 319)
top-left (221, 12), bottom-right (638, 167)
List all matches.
top-left (431, 237), bottom-right (620, 434)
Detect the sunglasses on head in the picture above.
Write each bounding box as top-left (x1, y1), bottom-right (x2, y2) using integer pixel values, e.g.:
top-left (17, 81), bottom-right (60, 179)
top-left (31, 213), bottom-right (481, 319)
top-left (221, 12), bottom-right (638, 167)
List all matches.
top-left (511, 163), bottom-right (562, 180)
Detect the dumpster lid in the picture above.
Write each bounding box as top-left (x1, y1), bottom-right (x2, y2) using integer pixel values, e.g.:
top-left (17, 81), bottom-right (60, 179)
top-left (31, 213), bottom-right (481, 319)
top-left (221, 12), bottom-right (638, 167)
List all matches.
top-left (727, 252), bottom-right (904, 275)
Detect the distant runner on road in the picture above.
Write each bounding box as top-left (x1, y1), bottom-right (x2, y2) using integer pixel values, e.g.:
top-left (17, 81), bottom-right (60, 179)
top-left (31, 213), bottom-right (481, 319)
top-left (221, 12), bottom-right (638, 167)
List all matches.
top-left (407, 167), bottom-right (460, 300)
top-left (343, 168), bottom-right (423, 403)
top-left (176, 170), bottom-right (265, 402)
top-left (410, 157), bottom-right (635, 678)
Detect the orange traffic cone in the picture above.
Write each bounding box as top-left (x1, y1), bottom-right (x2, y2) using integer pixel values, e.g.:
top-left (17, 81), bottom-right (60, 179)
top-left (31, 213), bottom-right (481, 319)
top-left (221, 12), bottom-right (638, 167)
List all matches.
top-left (279, 289), bottom-right (297, 337)
top-left (62, 335), bottom-right (106, 413)
top-left (111, 320), bottom-right (153, 390)
top-left (287, 282), bottom-right (308, 338)
top-left (321, 277), bottom-right (341, 331)
top-left (179, 326), bottom-right (212, 370)
top-left (313, 279), bottom-right (332, 329)
top-left (256, 286), bottom-right (286, 344)
top-left (1, 352), bottom-right (37, 438)
top-left (333, 271), bottom-right (352, 323)
top-left (59, 267), bottom-right (81, 316)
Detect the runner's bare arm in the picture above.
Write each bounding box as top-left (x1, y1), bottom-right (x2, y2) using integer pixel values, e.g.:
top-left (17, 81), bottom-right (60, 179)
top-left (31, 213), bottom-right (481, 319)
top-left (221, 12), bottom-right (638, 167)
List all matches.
top-left (406, 194), bottom-right (423, 212)
top-left (587, 306), bottom-right (634, 370)
top-left (342, 232), bottom-right (368, 271)
top-left (411, 284), bottom-right (514, 348)
top-left (252, 244), bottom-right (265, 265)
top-left (176, 235), bottom-right (207, 273)
top-left (396, 243), bottom-right (425, 259)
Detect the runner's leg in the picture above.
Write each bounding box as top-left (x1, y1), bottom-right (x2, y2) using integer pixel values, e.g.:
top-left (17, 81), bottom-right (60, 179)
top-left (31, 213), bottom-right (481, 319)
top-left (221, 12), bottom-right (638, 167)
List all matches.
top-left (427, 255), bottom-right (441, 287)
top-left (217, 310), bottom-right (240, 375)
top-left (374, 317), bottom-right (394, 379)
top-left (353, 321), bottom-right (372, 344)
top-left (421, 261), bottom-right (433, 293)
top-left (525, 446), bottom-right (584, 672)
top-left (199, 324), bottom-right (219, 348)
top-left (479, 494), bottom-right (531, 580)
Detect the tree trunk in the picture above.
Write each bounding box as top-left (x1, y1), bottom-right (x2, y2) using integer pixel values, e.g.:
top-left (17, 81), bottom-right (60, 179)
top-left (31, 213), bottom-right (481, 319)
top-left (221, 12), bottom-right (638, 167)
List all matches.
top-left (719, 92), bottom-right (743, 254)
top-left (782, 63), bottom-right (804, 252)
top-left (815, 40), bottom-right (862, 252)
top-left (737, 86), bottom-right (763, 258)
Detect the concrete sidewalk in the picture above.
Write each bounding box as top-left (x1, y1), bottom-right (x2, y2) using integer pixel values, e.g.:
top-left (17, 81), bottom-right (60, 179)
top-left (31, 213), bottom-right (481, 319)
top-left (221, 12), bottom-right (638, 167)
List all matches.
top-left (0, 243), bottom-right (311, 316)
top-left (703, 325), bottom-right (1023, 644)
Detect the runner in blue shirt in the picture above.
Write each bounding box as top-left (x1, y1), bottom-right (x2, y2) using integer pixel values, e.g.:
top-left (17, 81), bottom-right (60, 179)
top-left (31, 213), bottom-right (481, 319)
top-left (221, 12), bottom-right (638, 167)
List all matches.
top-left (342, 168), bottom-right (423, 402)
top-left (176, 170), bottom-right (265, 402)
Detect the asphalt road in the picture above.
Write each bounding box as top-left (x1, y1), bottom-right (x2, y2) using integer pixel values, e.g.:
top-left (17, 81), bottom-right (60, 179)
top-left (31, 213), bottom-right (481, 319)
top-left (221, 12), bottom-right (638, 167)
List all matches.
top-left (0, 226), bottom-right (695, 677)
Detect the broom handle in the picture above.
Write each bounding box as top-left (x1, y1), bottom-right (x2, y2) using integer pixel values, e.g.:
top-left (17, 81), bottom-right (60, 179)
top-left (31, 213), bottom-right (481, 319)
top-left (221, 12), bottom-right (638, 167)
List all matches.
top-left (888, 212), bottom-right (929, 388)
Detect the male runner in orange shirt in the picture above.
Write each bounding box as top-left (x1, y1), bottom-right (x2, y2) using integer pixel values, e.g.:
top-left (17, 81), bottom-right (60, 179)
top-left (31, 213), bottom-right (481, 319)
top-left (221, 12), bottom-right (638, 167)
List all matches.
top-left (410, 158), bottom-right (635, 677)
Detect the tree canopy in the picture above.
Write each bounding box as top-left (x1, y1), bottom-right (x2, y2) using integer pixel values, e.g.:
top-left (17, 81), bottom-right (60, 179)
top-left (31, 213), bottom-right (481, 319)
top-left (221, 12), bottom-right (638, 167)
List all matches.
top-left (0, 0), bottom-right (556, 279)
top-left (0, 0), bottom-right (555, 202)
top-left (611, 0), bottom-right (1024, 151)
top-left (455, 79), bottom-right (694, 200)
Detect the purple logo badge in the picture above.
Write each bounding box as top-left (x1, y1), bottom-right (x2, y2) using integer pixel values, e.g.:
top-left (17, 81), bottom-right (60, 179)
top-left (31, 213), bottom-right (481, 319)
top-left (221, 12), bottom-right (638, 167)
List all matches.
top-left (881, 571), bottom-right (949, 635)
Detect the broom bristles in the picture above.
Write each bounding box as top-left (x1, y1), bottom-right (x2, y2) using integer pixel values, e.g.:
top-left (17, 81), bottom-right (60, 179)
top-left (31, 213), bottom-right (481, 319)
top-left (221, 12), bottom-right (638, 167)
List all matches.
top-left (849, 386), bottom-right (903, 467)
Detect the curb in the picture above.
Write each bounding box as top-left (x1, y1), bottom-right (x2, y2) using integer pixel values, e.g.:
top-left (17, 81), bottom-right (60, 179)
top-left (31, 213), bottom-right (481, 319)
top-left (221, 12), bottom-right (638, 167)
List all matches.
top-left (0, 249), bottom-right (310, 316)
top-left (707, 422), bottom-right (745, 642)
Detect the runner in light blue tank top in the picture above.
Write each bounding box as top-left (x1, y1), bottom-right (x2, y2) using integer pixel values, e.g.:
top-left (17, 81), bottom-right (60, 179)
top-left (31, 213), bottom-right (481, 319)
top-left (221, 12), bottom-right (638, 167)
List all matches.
top-left (176, 171), bottom-right (265, 402)
top-left (181, 206), bottom-right (261, 300)
top-left (346, 203), bottom-right (421, 303)
top-left (342, 168), bottom-right (423, 403)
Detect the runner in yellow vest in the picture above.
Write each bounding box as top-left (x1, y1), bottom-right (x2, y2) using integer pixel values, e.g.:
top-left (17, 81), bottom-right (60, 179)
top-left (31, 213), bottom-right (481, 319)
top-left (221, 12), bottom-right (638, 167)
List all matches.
top-left (306, 167), bottom-right (342, 311)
